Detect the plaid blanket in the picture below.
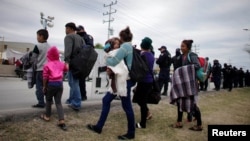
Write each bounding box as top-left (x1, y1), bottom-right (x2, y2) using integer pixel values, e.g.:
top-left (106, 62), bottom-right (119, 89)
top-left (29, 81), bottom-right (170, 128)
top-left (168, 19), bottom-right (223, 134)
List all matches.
top-left (170, 65), bottom-right (199, 112)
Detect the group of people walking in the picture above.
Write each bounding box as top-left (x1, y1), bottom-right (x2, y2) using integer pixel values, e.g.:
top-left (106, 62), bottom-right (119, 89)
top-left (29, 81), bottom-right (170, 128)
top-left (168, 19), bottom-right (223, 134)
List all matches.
top-left (198, 58), bottom-right (250, 92)
top-left (25, 23), bottom-right (207, 140)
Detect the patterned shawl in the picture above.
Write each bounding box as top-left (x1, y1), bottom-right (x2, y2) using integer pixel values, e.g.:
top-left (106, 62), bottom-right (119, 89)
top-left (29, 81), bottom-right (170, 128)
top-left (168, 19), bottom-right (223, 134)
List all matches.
top-left (170, 64), bottom-right (199, 112)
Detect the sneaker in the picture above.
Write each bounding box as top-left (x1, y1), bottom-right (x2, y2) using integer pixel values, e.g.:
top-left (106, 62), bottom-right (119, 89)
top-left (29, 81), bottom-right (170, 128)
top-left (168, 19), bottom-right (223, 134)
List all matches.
top-left (87, 124), bottom-right (102, 134)
top-left (135, 123), bottom-right (145, 129)
top-left (114, 96), bottom-right (121, 100)
top-left (68, 105), bottom-right (80, 111)
top-left (117, 134), bottom-right (135, 140)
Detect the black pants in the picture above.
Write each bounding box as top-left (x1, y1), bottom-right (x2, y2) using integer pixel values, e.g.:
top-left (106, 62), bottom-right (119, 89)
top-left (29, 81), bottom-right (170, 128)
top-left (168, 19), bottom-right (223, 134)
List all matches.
top-left (79, 77), bottom-right (87, 100)
top-left (199, 78), bottom-right (208, 91)
top-left (45, 85), bottom-right (64, 120)
top-left (158, 68), bottom-right (170, 94)
top-left (135, 82), bottom-right (152, 128)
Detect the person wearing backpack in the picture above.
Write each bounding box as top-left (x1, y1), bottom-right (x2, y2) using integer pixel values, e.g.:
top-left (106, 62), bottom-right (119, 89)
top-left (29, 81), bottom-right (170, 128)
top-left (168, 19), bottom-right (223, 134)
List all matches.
top-left (132, 37), bottom-right (155, 129)
top-left (156, 46), bottom-right (171, 96)
top-left (76, 25), bottom-right (94, 101)
top-left (170, 39), bottom-right (203, 131)
top-left (64, 22), bottom-right (85, 111)
top-left (87, 27), bottom-right (136, 140)
top-left (199, 57), bottom-right (212, 91)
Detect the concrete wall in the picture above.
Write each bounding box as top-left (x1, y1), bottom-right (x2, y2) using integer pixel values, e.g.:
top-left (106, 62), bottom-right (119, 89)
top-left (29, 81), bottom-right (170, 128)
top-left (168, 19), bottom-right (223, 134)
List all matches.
top-left (0, 64), bottom-right (17, 77)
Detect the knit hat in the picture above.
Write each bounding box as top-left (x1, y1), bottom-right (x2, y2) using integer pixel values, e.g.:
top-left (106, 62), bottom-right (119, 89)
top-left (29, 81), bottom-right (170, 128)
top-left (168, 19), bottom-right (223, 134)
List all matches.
top-left (140, 37), bottom-right (152, 50)
top-left (47, 46), bottom-right (59, 61)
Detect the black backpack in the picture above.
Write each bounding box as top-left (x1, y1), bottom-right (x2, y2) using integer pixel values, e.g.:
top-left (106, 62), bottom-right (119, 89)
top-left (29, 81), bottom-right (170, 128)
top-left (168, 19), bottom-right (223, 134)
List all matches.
top-left (70, 44), bottom-right (98, 79)
top-left (126, 48), bottom-right (149, 82)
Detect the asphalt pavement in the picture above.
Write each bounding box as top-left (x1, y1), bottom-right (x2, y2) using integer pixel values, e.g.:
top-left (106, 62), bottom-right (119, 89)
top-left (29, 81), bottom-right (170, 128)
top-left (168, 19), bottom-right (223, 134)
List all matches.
top-left (0, 76), bottom-right (215, 121)
top-left (0, 77), bottom-right (107, 119)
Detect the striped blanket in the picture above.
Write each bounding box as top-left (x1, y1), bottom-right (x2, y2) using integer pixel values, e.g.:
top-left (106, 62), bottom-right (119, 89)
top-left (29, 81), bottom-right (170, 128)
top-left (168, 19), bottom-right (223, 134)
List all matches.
top-left (170, 65), bottom-right (199, 112)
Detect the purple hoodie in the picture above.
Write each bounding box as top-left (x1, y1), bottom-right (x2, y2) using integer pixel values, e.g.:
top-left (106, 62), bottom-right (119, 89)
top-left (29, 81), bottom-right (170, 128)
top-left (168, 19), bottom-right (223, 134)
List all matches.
top-left (43, 46), bottom-right (68, 82)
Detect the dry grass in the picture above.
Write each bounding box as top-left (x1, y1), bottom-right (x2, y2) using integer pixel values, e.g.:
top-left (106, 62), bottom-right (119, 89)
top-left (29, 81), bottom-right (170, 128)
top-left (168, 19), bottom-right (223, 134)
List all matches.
top-left (0, 87), bottom-right (250, 141)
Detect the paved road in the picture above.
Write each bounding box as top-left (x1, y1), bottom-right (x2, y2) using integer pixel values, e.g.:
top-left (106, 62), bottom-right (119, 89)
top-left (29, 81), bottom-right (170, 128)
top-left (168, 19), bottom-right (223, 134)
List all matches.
top-left (0, 76), bottom-right (215, 118)
top-left (0, 77), bottom-right (106, 116)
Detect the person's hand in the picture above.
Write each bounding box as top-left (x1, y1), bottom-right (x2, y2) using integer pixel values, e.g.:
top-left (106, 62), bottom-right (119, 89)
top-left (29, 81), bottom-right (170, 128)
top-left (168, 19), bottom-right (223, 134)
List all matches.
top-left (43, 87), bottom-right (47, 94)
top-left (106, 68), bottom-right (113, 76)
top-left (65, 63), bottom-right (69, 70)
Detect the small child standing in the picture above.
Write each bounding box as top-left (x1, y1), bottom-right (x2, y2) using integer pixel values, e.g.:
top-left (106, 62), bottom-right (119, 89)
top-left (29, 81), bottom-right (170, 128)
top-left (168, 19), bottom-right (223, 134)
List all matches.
top-left (31, 29), bottom-right (50, 108)
top-left (40, 46), bottom-right (68, 131)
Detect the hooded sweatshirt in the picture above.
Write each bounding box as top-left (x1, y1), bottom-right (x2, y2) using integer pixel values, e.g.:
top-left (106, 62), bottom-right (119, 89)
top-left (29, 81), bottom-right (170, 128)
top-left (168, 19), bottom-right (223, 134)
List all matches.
top-left (43, 46), bottom-right (68, 83)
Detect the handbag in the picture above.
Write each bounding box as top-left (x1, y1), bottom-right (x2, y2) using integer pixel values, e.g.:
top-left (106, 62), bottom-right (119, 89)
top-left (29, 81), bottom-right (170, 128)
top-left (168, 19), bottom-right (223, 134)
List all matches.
top-left (147, 74), bottom-right (161, 104)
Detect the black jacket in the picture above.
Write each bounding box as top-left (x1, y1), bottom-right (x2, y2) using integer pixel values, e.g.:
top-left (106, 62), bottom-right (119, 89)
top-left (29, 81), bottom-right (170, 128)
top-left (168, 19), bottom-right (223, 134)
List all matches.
top-left (156, 50), bottom-right (171, 68)
top-left (77, 32), bottom-right (94, 47)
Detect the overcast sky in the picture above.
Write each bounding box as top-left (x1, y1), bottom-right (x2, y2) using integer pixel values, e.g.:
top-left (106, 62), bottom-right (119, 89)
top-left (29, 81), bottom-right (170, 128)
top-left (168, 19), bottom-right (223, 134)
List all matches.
top-left (0, 0), bottom-right (250, 70)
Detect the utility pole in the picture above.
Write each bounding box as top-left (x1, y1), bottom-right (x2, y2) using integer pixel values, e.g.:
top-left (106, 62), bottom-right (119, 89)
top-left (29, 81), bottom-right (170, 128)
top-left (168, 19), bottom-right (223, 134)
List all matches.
top-left (103, 0), bottom-right (117, 39)
top-left (192, 44), bottom-right (199, 54)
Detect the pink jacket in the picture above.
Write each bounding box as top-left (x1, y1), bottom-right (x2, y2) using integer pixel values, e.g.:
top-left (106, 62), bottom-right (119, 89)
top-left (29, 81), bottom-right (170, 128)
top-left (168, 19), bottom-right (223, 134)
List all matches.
top-left (43, 46), bottom-right (68, 82)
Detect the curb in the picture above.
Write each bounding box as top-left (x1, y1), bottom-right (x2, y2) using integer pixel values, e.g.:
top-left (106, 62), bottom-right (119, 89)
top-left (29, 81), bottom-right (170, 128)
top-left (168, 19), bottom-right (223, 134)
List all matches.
top-left (0, 99), bottom-right (117, 123)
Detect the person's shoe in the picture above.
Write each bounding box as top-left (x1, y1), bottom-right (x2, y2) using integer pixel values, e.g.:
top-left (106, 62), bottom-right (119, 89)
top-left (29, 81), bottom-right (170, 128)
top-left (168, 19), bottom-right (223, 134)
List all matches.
top-left (135, 123), bottom-right (145, 129)
top-left (189, 125), bottom-right (203, 131)
top-left (68, 105), bottom-right (80, 111)
top-left (161, 91), bottom-right (167, 96)
top-left (65, 100), bottom-right (71, 104)
top-left (146, 112), bottom-right (152, 120)
top-left (114, 96), bottom-right (121, 100)
top-left (81, 97), bottom-right (87, 101)
top-left (117, 134), bottom-right (135, 140)
top-left (171, 122), bottom-right (183, 128)
top-left (87, 124), bottom-right (102, 134)
top-left (57, 123), bottom-right (67, 131)
top-left (40, 114), bottom-right (50, 122)
top-left (32, 104), bottom-right (45, 108)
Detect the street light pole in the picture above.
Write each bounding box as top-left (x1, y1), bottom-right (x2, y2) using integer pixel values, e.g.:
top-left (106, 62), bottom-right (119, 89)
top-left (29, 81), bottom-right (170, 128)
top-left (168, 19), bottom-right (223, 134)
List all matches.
top-left (40, 12), bottom-right (54, 30)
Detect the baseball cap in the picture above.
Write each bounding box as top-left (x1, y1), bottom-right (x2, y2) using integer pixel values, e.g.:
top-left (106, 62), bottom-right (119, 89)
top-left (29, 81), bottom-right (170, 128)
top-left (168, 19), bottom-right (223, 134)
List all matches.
top-left (158, 46), bottom-right (167, 50)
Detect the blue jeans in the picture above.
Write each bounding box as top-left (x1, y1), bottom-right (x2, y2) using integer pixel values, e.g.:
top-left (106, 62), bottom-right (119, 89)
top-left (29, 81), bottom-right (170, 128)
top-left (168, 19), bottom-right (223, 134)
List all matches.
top-left (66, 71), bottom-right (81, 109)
top-left (96, 80), bottom-right (136, 136)
top-left (35, 71), bottom-right (45, 106)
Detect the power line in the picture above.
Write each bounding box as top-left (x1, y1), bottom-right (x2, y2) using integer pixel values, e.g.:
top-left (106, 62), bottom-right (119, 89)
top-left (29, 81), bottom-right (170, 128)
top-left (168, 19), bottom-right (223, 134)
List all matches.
top-left (103, 0), bottom-right (117, 39)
